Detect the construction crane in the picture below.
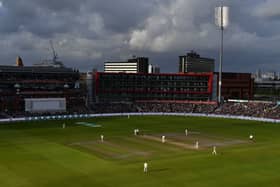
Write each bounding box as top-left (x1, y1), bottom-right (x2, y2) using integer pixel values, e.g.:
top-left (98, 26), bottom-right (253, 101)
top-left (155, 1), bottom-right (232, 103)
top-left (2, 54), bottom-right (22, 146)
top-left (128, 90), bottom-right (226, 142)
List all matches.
top-left (49, 40), bottom-right (58, 63)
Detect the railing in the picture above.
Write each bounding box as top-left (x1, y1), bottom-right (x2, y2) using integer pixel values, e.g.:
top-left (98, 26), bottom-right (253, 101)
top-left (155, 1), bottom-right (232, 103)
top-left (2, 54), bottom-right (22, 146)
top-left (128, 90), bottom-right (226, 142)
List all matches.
top-left (0, 113), bottom-right (280, 124)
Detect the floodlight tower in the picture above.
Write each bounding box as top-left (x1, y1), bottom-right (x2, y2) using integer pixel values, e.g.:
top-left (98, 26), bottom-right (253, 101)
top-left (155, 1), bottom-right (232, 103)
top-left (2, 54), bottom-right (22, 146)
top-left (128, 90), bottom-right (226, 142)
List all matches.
top-left (215, 3), bottom-right (229, 104)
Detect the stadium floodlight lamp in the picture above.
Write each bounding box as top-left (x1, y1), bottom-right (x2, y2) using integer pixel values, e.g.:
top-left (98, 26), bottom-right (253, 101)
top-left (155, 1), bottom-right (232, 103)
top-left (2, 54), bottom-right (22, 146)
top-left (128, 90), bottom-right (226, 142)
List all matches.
top-left (215, 3), bottom-right (229, 104)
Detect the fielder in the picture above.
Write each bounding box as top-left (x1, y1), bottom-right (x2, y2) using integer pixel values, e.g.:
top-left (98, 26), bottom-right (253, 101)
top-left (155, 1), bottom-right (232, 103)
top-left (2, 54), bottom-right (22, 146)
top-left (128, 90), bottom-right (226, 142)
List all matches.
top-left (249, 134), bottom-right (254, 140)
top-left (100, 135), bottom-right (104, 142)
top-left (162, 136), bottom-right (166, 143)
top-left (212, 146), bottom-right (217, 155)
top-left (62, 123), bottom-right (66, 129)
top-left (185, 129), bottom-right (188, 136)
top-left (195, 141), bottom-right (199, 149)
top-left (134, 129), bottom-right (139, 136)
top-left (144, 162), bottom-right (148, 173)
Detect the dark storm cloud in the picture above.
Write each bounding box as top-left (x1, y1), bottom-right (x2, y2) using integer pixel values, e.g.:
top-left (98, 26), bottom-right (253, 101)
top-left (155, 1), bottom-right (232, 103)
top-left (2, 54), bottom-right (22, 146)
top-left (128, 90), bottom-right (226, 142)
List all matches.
top-left (0, 0), bottom-right (279, 73)
top-left (32, 0), bottom-right (85, 12)
top-left (0, 0), bottom-right (163, 36)
top-left (84, 0), bottom-right (169, 33)
top-left (0, 0), bottom-right (74, 37)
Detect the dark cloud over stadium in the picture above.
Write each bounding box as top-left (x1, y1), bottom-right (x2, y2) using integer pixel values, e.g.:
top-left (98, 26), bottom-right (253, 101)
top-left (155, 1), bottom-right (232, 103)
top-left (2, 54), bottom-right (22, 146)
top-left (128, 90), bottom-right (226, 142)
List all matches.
top-left (0, 0), bottom-right (279, 72)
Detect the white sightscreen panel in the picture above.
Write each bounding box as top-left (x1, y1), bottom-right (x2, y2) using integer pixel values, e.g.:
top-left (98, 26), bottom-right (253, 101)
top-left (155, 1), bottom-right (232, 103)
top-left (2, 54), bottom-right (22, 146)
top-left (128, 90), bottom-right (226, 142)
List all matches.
top-left (25, 98), bottom-right (66, 112)
top-left (215, 6), bottom-right (229, 28)
top-left (33, 101), bottom-right (60, 111)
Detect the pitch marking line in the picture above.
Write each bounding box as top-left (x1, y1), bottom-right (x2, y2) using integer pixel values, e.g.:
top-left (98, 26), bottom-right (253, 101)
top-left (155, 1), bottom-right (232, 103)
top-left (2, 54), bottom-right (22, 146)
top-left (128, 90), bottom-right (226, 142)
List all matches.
top-left (76, 122), bottom-right (102, 127)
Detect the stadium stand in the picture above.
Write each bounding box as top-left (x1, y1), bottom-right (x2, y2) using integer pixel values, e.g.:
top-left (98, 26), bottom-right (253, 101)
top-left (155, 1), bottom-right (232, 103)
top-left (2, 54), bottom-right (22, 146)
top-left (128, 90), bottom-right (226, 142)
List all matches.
top-left (91, 101), bottom-right (280, 119)
top-left (1, 101), bottom-right (280, 120)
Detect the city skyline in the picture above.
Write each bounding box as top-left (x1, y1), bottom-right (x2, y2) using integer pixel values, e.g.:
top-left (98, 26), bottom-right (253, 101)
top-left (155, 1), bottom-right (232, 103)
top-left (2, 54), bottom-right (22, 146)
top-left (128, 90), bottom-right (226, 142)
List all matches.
top-left (0, 0), bottom-right (279, 73)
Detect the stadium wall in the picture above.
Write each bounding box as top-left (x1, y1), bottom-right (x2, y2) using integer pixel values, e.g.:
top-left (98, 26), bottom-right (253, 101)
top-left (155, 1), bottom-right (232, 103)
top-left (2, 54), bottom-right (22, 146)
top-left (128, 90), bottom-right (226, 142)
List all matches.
top-left (0, 112), bottom-right (279, 124)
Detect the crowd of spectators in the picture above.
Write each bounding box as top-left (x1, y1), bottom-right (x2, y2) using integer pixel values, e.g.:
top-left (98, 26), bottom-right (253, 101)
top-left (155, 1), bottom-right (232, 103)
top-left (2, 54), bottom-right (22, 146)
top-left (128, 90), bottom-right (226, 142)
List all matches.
top-left (1, 107), bottom-right (90, 119)
top-left (91, 101), bottom-right (280, 119)
top-left (1, 101), bottom-right (280, 120)
top-left (91, 103), bottom-right (138, 114)
top-left (215, 103), bottom-right (265, 117)
top-left (136, 103), bottom-right (217, 114)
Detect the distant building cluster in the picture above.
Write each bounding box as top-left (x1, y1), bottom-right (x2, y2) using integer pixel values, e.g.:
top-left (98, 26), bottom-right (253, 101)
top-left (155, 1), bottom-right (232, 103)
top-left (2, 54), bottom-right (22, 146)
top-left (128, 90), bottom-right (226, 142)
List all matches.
top-left (254, 70), bottom-right (280, 81)
top-left (92, 51), bottom-right (252, 104)
top-left (253, 70), bottom-right (280, 101)
top-left (0, 57), bottom-right (86, 115)
top-left (1, 51), bottom-right (273, 115)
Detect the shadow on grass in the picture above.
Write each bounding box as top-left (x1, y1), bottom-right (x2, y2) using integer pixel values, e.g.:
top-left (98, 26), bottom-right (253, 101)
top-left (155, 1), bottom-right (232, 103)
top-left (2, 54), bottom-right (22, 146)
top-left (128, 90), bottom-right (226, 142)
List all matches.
top-left (149, 168), bottom-right (170, 172)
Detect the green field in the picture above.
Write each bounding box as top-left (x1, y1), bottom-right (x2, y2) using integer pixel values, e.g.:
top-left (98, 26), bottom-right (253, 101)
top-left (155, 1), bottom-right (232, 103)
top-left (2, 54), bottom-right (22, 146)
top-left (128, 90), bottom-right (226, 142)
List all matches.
top-left (1, 116), bottom-right (280, 187)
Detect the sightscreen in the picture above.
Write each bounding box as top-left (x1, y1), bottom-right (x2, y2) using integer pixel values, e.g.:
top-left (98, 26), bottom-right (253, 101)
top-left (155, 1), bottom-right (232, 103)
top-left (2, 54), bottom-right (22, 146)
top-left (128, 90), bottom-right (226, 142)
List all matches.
top-left (25, 98), bottom-right (66, 113)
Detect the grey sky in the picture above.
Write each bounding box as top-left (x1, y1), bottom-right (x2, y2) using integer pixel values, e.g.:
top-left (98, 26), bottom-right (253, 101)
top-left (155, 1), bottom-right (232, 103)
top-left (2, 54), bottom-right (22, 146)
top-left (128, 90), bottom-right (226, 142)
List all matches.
top-left (0, 0), bottom-right (279, 73)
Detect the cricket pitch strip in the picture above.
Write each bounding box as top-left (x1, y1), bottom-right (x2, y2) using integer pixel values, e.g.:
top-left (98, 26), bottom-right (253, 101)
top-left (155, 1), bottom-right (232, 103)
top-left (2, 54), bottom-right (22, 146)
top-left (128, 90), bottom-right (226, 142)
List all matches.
top-left (139, 132), bottom-right (248, 150)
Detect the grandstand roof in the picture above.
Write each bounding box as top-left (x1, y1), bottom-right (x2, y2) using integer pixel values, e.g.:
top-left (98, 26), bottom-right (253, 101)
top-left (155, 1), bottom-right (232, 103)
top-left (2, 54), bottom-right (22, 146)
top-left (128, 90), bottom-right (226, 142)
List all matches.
top-left (0, 65), bottom-right (78, 74)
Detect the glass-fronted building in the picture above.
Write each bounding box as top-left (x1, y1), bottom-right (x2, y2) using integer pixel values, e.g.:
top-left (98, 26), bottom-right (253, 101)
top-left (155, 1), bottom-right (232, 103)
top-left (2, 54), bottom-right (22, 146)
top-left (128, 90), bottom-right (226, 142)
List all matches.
top-left (94, 72), bottom-right (214, 102)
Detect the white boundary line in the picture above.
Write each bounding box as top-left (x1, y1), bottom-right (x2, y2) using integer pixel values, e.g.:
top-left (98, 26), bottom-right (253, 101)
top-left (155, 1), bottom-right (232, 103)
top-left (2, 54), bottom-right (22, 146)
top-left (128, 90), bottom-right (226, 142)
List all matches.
top-left (0, 113), bottom-right (280, 124)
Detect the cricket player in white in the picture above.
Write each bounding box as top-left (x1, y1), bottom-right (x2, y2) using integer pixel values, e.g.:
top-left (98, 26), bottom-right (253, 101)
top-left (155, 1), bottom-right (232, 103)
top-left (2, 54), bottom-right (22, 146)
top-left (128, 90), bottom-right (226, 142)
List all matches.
top-left (101, 135), bottom-right (104, 142)
top-left (212, 146), bottom-right (217, 155)
top-left (134, 129), bottom-right (139, 136)
top-left (162, 136), bottom-right (165, 143)
top-left (185, 129), bottom-right (188, 136)
top-left (195, 141), bottom-right (199, 149)
top-left (62, 123), bottom-right (65, 129)
top-left (249, 135), bottom-right (253, 140)
top-left (144, 162), bottom-right (148, 172)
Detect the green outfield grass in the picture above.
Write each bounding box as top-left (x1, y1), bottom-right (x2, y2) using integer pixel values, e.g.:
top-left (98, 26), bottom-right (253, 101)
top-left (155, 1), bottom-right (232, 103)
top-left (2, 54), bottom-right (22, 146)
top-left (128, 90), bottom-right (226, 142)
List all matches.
top-left (0, 116), bottom-right (280, 187)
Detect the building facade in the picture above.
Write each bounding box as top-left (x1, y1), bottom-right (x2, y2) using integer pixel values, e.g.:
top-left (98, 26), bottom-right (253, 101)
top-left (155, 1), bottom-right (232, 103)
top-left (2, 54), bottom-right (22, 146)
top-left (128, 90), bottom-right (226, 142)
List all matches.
top-left (148, 64), bottom-right (160, 74)
top-left (218, 72), bottom-right (254, 100)
top-left (253, 70), bottom-right (280, 101)
top-left (92, 71), bottom-right (253, 103)
top-left (0, 65), bottom-right (86, 113)
top-left (254, 80), bottom-right (280, 101)
top-left (94, 72), bottom-right (214, 102)
top-left (104, 57), bottom-right (149, 73)
top-left (179, 51), bottom-right (215, 73)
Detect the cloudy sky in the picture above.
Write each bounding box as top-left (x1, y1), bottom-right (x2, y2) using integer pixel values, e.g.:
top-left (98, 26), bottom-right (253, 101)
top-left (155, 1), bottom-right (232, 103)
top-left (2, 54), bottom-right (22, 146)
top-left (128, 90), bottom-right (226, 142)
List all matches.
top-left (0, 0), bottom-right (279, 73)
